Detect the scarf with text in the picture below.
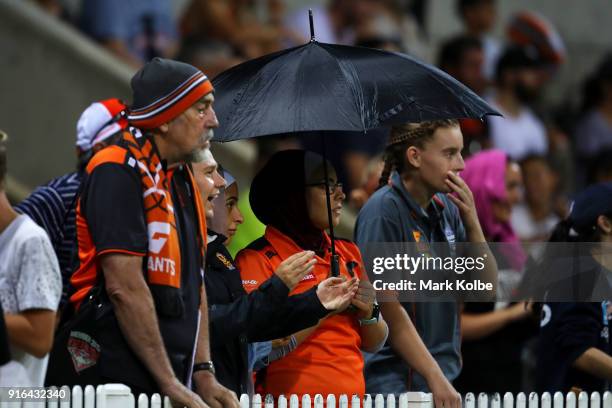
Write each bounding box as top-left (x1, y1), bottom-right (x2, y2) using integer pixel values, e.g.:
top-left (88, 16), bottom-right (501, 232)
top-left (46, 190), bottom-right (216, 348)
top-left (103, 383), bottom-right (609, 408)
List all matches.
top-left (122, 129), bottom-right (207, 290)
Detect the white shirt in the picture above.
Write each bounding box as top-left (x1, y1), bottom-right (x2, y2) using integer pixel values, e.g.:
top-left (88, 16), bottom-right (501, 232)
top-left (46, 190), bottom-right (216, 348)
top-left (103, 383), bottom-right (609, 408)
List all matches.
top-left (511, 203), bottom-right (559, 260)
top-left (511, 204), bottom-right (559, 242)
top-left (481, 35), bottom-right (502, 81)
top-left (0, 215), bottom-right (61, 387)
top-left (487, 97), bottom-right (548, 160)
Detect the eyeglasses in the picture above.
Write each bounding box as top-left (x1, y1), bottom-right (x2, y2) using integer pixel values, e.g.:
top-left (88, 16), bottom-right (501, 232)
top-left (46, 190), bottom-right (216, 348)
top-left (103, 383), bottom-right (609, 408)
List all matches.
top-left (306, 181), bottom-right (344, 195)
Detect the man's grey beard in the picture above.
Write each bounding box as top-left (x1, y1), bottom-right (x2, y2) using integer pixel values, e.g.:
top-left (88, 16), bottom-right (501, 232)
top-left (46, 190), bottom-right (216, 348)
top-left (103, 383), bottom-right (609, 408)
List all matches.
top-left (190, 147), bottom-right (213, 164)
top-left (187, 130), bottom-right (214, 163)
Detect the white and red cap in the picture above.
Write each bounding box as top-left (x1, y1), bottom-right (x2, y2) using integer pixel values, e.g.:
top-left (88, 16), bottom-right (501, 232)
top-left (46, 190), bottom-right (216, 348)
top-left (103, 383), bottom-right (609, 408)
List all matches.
top-left (76, 98), bottom-right (128, 152)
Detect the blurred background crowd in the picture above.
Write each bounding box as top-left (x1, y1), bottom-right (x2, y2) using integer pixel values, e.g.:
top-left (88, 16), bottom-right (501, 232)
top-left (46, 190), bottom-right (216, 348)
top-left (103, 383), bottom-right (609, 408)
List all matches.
top-left (26, 0), bottom-right (612, 229)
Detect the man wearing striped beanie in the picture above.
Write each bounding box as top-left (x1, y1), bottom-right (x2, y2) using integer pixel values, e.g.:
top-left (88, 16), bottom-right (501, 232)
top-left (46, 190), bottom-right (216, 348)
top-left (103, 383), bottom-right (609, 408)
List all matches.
top-left (48, 59), bottom-right (239, 408)
top-left (128, 57), bottom-right (216, 161)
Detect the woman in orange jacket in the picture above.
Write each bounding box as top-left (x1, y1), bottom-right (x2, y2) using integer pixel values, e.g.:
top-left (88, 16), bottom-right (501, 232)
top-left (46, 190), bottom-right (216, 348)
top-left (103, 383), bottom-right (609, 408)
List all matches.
top-left (235, 150), bottom-right (388, 398)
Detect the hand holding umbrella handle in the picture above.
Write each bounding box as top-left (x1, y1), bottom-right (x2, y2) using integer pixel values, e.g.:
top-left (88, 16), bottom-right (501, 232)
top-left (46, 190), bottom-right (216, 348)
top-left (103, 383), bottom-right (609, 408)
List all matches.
top-left (331, 254), bottom-right (340, 277)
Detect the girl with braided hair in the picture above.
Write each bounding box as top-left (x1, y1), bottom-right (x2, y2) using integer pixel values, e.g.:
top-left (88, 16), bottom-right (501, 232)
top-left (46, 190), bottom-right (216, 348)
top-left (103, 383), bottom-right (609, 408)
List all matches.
top-left (355, 120), bottom-right (497, 401)
top-left (377, 121), bottom-right (461, 188)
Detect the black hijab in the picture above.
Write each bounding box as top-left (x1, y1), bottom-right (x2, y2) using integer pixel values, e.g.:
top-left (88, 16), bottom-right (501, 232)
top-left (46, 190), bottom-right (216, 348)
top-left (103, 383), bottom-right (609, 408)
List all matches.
top-left (250, 150), bottom-right (335, 255)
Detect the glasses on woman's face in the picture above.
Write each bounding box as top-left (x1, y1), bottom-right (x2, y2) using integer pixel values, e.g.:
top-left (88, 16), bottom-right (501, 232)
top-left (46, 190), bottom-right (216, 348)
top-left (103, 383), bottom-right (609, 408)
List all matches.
top-left (306, 181), bottom-right (344, 196)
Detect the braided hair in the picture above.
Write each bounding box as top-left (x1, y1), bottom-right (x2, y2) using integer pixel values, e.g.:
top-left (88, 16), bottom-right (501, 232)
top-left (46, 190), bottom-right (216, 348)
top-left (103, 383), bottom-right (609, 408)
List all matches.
top-left (378, 119), bottom-right (460, 188)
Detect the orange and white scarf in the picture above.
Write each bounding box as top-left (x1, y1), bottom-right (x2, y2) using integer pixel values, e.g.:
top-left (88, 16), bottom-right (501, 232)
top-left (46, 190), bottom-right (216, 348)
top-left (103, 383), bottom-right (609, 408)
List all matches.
top-left (122, 129), bottom-right (207, 289)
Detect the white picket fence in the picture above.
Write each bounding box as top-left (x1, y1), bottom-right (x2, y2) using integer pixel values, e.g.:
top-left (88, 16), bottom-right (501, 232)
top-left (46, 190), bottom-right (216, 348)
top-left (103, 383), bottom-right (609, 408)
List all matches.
top-left (3, 386), bottom-right (612, 408)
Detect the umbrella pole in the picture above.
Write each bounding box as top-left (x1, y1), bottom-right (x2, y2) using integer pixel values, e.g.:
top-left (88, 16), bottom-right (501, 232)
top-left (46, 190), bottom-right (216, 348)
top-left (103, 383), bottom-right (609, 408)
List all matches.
top-left (321, 134), bottom-right (340, 277)
top-left (309, 9), bottom-right (315, 42)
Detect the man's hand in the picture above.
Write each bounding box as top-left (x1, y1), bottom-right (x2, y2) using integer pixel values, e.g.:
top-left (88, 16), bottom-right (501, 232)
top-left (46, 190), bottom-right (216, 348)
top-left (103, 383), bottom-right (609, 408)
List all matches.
top-left (445, 171), bottom-right (480, 230)
top-left (274, 251), bottom-right (317, 291)
top-left (316, 277), bottom-right (358, 313)
top-left (161, 377), bottom-right (209, 408)
top-left (193, 371), bottom-right (240, 408)
top-left (427, 371), bottom-right (462, 408)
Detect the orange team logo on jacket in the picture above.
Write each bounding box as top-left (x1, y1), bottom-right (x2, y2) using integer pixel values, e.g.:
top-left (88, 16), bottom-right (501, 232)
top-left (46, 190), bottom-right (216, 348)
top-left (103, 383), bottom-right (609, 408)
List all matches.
top-left (216, 252), bottom-right (235, 270)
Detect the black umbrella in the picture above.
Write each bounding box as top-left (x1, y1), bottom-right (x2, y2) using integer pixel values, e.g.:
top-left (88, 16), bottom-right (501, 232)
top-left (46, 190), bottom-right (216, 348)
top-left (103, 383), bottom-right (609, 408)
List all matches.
top-left (212, 11), bottom-right (500, 275)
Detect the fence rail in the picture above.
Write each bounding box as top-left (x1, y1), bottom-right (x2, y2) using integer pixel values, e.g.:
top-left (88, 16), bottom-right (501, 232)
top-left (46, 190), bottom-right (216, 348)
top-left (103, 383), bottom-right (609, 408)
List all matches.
top-left (2, 385), bottom-right (611, 408)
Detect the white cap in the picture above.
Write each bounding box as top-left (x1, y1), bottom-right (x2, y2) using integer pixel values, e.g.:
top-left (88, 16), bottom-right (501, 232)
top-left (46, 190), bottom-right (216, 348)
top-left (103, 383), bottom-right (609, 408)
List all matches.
top-left (76, 98), bottom-right (127, 151)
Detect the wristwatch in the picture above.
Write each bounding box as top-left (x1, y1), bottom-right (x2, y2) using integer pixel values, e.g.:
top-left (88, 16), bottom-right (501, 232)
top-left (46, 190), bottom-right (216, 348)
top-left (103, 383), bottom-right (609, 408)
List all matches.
top-left (193, 361), bottom-right (215, 375)
top-left (358, 303), bottom-right (380, 326)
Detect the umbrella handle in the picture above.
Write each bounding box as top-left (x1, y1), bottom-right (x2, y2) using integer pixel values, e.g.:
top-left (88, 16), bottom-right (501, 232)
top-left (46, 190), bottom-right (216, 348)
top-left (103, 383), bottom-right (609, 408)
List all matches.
top-left (331, 255), bottom-right (340, 278)
top-left (320, 134), bottom-right (339, 276)
top-left (309, 9), bottom-right (316, 42)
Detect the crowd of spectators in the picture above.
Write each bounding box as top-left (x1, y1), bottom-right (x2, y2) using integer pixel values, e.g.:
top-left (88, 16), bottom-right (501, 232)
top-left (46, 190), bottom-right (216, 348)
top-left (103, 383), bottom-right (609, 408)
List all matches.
top-left (27, 0), bottom-right (608, 209)
top-left (3, 0), bottom-right (612, 399)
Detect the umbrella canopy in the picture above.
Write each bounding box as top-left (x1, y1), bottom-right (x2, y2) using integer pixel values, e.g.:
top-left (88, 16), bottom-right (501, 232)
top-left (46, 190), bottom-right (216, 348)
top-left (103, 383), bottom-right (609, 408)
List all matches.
top-left (211, 39), bottom-right (499, 143)
top-left (210, 13), bottom-right (501, 276)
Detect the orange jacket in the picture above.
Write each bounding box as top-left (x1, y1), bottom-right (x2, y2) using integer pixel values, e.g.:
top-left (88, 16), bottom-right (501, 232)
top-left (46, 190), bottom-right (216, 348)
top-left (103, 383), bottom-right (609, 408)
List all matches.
top-left (236, 226), bottom-right (366, 397)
